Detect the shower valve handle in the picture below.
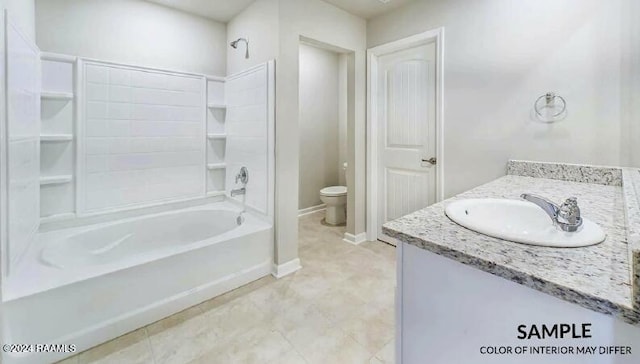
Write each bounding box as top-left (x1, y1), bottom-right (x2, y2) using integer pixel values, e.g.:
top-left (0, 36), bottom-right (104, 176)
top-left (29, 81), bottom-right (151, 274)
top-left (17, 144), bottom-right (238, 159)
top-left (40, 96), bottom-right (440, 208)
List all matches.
top-left (236, 167), bottom-right (249, 185)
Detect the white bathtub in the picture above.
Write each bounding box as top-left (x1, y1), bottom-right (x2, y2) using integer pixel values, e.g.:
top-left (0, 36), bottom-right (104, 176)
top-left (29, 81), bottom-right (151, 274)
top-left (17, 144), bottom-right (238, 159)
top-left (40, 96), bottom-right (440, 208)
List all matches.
top-left (1, 202), bottom-right (273, 364)
top-left (41, 209), bottom-right (242, 269)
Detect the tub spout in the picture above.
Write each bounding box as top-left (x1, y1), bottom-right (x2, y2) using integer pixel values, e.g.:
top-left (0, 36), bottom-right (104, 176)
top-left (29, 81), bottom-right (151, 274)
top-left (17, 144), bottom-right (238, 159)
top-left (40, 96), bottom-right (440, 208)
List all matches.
top-left (231, 187), bottom-right (246, 197)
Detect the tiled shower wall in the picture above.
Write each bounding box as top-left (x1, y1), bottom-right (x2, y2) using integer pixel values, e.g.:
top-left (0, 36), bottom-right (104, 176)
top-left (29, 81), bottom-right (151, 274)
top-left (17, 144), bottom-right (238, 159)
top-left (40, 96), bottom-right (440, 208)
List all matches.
top-left (225, 64), bottom-right (271, 216)
top-left (6, 18), bottom-right (40, 272)
top-left (81, 62), bottom-right (205, 213)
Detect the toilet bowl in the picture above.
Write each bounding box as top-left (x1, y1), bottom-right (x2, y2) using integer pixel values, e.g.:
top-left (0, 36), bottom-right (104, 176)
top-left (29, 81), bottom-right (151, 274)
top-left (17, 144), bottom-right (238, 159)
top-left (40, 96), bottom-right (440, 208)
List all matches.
top-left (320, 186), bottom-right (347, 225)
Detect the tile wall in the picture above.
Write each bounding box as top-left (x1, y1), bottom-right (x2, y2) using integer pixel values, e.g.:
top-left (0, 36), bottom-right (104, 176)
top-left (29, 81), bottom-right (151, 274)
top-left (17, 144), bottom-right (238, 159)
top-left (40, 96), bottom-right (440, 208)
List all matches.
top-left (81, 63), bottom-right (206, 212)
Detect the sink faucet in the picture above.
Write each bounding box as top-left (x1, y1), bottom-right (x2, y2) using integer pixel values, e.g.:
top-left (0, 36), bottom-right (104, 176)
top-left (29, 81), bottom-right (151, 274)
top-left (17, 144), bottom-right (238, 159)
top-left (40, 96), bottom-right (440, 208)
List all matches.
top-left (520, 194), bottom-right (582, 232)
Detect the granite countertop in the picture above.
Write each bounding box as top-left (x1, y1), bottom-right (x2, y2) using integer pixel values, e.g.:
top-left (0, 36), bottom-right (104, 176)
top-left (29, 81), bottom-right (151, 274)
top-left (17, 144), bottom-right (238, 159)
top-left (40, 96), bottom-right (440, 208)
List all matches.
top-left (383, 161), bottom-right (640, 326)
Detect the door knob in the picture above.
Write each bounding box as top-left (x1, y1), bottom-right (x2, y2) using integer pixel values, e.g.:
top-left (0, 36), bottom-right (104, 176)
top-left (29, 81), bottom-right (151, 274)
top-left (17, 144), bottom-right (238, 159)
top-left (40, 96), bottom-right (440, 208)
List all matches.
top-left (422, 157), bottom-right (437, 165)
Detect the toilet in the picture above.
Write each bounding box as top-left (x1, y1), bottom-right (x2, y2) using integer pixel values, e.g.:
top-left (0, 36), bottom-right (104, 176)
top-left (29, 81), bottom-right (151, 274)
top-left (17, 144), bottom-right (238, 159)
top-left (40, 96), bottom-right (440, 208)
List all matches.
top-left (320, 163), bottom-right (348, 225)
top-left (320, 186), bottom-right (347, 225)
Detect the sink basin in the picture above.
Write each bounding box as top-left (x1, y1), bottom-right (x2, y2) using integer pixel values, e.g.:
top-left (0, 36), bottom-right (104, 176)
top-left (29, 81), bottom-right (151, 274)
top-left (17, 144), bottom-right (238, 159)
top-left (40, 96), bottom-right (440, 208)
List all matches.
top-left (444, 198), bottom-right (606, 247)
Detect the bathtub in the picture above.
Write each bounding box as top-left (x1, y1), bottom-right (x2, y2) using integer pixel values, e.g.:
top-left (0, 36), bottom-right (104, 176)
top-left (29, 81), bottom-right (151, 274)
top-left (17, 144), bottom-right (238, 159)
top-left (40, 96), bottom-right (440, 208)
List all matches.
top-left (1, 202), bottom-right (273, 364)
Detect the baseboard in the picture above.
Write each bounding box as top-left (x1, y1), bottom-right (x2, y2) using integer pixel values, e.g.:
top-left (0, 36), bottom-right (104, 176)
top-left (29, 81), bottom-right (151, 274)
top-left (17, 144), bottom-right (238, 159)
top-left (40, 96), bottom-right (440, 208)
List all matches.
top-left (298, 204), bottom-right (326, 217)
top-left (343, 232), bottom-right (367, 245)
top-left (271, 258), bottom-right (302, 278)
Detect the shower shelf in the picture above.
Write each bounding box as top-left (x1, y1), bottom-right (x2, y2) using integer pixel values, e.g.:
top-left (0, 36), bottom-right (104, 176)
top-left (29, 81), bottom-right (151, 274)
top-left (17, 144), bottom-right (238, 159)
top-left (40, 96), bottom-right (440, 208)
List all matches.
top-left (39, 56), bottom-right (77, 223)
top-left (206, 79), bottom-right (226, 195)
top-left (41, 91), bottom-right (74, 100)
top-left (207, 103), bottom-right (226, 109)
top-left (40, 134), bottom-right (74, 142)
top-left (207, 163), bottom-right (226, 170)
top-left (40, 175), bottom-right (73, 186)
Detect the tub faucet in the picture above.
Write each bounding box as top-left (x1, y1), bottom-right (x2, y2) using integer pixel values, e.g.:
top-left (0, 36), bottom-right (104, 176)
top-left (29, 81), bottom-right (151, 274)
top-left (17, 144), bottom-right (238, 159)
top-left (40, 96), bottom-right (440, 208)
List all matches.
top-left (236, 167), bottom-right (249, 184)
top-left (231, 187), bottom-right (246, 197)
top-left (520, 194), bottom-right (582, 232)
top-left (231, 167), bottom-right (248, 197)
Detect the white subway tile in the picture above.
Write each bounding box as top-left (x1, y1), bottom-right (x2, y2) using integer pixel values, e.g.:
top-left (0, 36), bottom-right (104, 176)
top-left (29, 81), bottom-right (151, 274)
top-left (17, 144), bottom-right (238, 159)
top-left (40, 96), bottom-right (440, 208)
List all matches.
top-left (109, 68), bottom-right (131, 86)
top-left (109, 85), bottom-right (132, 103)
top-left (86, 137), bottom-right (109, 155)
top-left (87, 101), bottom-right (108, 119)
top-left (175, 77), bottom-right (203, 92)
top-left (108, 103), bottom-right (132, 120)
top-left (86, 155), bottom-right (108, 173)
top-left (86, 83), bottom-right (109, 101)
top-left (132, 71), bottom-right (167, 89)
top-left (109, 138), bottom-right (131, 154)
top-left (108, 120), bottom-right (130, 137)
top-left (83, 64), bottom-right (206, 211)
top-left (86, 120), bottom-right (108, 137)
top-left (86, 65), bottom-right (109, 83)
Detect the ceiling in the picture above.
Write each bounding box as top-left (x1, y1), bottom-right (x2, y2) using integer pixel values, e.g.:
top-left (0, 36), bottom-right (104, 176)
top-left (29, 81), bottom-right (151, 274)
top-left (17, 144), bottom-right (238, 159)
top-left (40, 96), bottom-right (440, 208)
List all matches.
top-left (322, 0), bottom-right (416, 19)
top-left (146, 0), bottom-right (414, 23)
top-left (145, 0), bottom-right (257, 22)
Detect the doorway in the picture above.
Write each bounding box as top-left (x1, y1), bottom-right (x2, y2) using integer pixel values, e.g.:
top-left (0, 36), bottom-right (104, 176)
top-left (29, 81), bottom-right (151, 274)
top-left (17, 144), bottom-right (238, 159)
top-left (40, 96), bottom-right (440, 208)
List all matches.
top-left (367, 29), bottom-right (445, 245)
top-left (297, 37), bottom-right (359, 246)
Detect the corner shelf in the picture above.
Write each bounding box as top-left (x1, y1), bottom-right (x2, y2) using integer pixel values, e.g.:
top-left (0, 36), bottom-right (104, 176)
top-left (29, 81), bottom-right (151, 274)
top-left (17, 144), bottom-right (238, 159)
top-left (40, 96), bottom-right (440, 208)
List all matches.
top-left (41, 134), bottom-right (73, 142)
top-left (40, 175), bottom-right (73, 186)
top-left (41, 91), bottom-right (74, 100)
top-left (207, 134), bottom-right (227, 140)
top-left (207, 163), bottom-right (226, 170)
top-left (207, 103), bottom-right (226, 109)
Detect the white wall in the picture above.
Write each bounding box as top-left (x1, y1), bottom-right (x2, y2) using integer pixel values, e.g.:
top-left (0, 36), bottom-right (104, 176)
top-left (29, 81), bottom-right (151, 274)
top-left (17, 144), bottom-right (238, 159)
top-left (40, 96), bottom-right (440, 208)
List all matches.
top-left (338, 54), bottom-right (348, 186)
top-left (0, 2), bottom-right (6, 287)
top-left (1, 0), bottom-right (35, 41)
top-left (227, 0), bottom-right (367, 264)
top-left (368, 0), bottom-right (630, 196)
top-left (277, 0), bottom-right (366, 262)
top-left (35, 0), bottom-right (226, 76)
top-left (622, 0), bottom-right (640, 167)
top-left (298, 43), bottom-right (340, 210)
top-left (226, 0), bottom-right (279, 76)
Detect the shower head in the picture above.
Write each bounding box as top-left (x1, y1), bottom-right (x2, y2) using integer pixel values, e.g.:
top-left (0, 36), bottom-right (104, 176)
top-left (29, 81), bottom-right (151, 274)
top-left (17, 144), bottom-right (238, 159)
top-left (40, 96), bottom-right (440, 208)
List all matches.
top-left (229, 38), bottom-right (249, 59)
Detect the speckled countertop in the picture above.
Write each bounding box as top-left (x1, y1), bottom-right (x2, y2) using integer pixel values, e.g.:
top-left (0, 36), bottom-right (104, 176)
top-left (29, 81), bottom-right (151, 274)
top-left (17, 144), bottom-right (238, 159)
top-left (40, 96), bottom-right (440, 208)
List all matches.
top-left (383, 161), bottom-right (640, 326)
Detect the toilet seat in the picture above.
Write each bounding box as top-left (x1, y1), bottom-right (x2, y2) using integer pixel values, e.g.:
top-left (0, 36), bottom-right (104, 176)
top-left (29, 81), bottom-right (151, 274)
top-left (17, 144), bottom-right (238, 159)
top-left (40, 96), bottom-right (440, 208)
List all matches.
top-left (320, 186), bottom-right (347, 197)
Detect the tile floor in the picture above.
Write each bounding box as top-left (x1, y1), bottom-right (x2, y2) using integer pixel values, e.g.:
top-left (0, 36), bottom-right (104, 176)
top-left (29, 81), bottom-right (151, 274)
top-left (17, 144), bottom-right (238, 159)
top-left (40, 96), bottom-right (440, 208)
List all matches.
top-left (58, 211), bottom-right (396, 364)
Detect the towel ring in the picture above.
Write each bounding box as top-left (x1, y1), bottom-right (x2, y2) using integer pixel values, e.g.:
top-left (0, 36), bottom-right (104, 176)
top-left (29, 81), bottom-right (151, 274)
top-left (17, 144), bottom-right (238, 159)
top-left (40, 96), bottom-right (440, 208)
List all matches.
top-left (534, 92), bottom-right (566, 118)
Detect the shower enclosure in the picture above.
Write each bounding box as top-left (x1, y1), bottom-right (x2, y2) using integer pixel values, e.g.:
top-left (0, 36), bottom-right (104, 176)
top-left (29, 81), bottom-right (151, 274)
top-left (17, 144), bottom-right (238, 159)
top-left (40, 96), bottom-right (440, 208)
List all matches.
top-left (0, 11), bottom-right (275, 364)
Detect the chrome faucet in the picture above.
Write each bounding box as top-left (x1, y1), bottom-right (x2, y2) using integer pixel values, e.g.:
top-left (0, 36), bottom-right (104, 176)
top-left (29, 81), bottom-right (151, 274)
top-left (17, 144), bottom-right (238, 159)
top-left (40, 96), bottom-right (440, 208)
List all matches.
top-left (230, 187), bottom-right (246, 197)
top-left (230, 167), bottom-right (249, 197)
top-left (520, 194), bottom-right (582, 232)
top-left (235, 167), bottom-right (249, 185)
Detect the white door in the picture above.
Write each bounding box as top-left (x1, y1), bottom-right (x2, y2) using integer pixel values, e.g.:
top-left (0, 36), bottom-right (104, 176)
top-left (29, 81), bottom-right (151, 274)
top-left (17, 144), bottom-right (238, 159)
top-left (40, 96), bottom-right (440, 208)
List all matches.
top-left (376, 42), bottom-right (437, 244)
